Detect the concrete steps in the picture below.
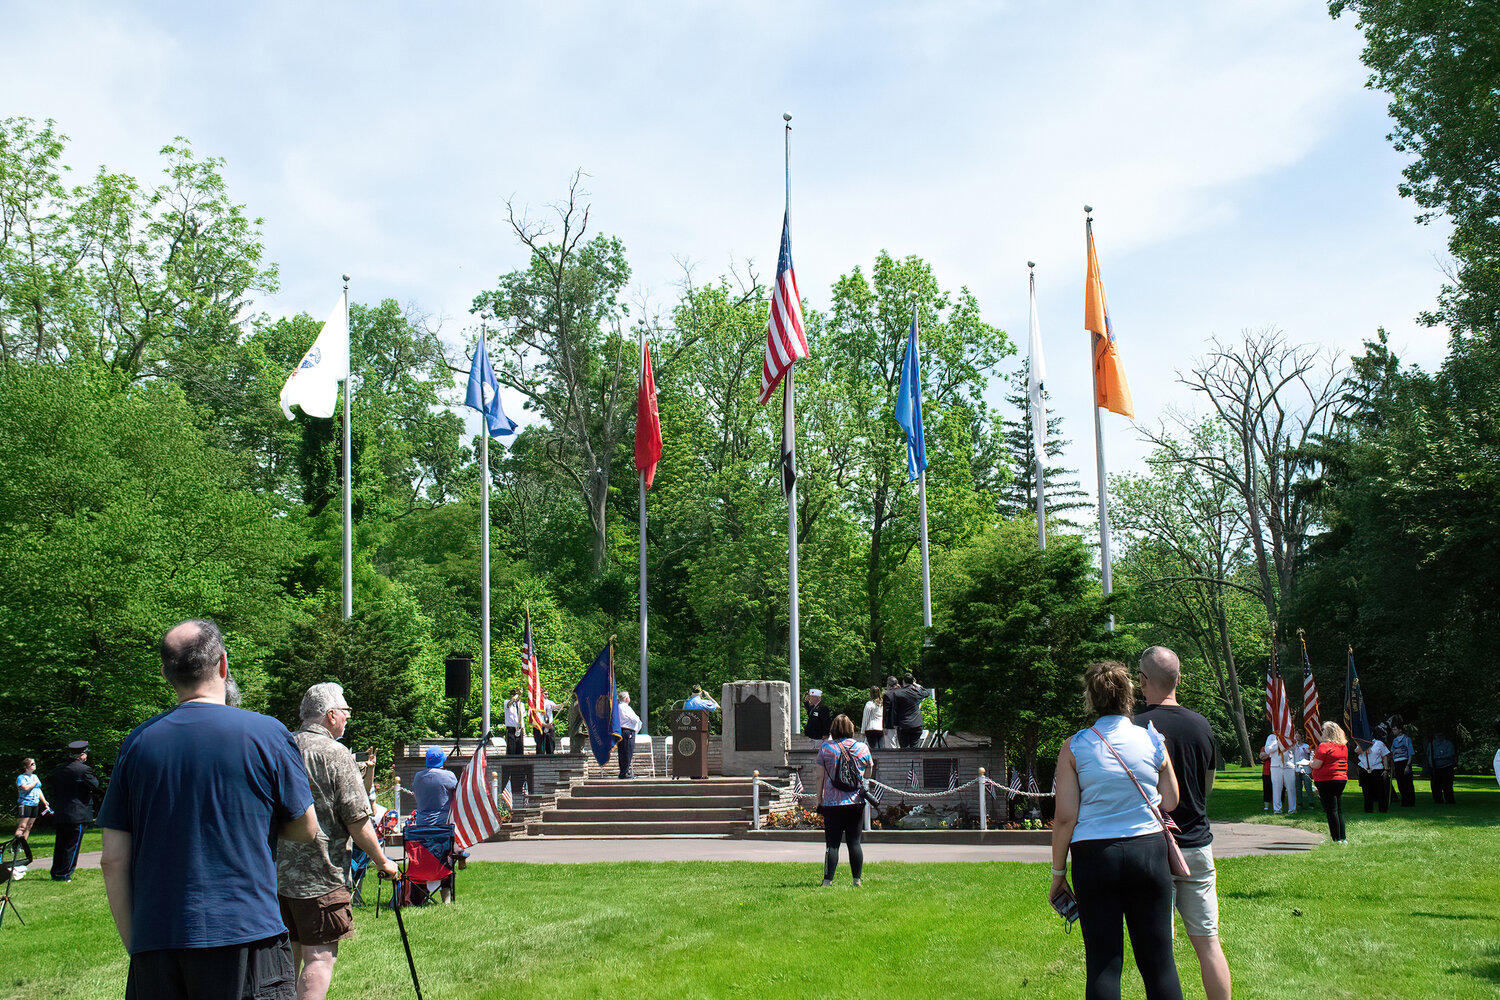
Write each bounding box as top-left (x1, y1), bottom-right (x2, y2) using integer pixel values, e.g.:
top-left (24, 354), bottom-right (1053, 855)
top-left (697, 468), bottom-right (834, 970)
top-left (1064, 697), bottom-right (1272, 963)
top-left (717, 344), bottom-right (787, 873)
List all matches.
top-left (523, 776), bottom-right (781, 839)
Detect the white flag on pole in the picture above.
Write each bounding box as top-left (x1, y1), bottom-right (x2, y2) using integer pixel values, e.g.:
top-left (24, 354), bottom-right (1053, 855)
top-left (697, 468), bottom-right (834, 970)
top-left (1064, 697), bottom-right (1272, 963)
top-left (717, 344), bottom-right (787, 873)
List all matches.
top-left (280, 292), bottom-right (349, 419)
top-left (1028, 277), bottom-right (1047, 462)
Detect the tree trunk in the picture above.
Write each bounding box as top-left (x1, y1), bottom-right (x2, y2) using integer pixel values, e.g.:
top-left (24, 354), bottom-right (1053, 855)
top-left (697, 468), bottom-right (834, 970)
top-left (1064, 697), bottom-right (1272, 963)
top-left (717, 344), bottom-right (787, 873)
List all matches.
top-left (1216, 598), bottom-right (1255, 765)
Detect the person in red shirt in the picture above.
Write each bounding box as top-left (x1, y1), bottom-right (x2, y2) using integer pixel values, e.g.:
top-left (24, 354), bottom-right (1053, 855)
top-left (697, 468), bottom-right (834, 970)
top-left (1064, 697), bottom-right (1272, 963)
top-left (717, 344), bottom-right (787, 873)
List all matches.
top-left (1310, 721), bottom-right (1350, 844)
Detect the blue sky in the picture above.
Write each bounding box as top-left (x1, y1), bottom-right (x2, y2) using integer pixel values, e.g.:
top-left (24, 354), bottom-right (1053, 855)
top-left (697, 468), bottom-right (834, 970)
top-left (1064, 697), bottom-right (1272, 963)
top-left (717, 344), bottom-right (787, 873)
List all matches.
top-left (5, 1), bottom-right (1453, 481)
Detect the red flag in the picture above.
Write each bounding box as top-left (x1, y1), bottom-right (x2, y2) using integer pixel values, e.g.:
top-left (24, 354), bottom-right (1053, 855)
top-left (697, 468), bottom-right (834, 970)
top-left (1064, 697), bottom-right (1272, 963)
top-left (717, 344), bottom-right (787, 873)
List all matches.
top-left (450, 743), bottom-right (502, 849)
top-left (635, 340), bottom-right (663, 488)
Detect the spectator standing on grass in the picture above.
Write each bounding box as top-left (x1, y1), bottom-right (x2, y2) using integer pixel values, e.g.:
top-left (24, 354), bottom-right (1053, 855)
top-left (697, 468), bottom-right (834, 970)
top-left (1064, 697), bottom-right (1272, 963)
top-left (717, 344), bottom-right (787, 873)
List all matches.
top-left (861, 687), bottom-right (885, 750)
top-left (1310, 722), bottom-right (1349, 844)
top-left (811, 714), bottom-right (872, 887)
top-left (13, 757), bottom-right (47, 867)
top-left (1359, 728), bottom-right (1392, 813)
top-left (1051, 660), bottom-right (1184, 1000)
top-left (277, 683), bottom-right (398, 1000)
top-left (1389, 716), bottom-right (1416, 807)
top-left (98, 619), bottom-right (317, 1000)
top-left (1426, 731), bottom-right (1457, 804)
top-left (1134, 646), bottom-right (1232, 1000)
top-left (48, 740), bottom-right (98, 882)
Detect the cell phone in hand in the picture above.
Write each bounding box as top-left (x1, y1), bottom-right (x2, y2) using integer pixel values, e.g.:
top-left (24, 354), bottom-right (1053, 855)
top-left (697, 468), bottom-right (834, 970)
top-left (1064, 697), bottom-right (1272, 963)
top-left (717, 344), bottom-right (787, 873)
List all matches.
top-left (1049, 884), bottom-right (1080, 926)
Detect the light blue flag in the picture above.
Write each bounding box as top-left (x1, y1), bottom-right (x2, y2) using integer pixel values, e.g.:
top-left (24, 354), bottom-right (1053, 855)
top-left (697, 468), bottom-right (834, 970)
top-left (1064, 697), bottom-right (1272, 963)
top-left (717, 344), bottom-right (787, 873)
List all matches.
top-left (893, 310), bottom-right (927, 481)
top-left (465, 337), bottom-right (518, 438)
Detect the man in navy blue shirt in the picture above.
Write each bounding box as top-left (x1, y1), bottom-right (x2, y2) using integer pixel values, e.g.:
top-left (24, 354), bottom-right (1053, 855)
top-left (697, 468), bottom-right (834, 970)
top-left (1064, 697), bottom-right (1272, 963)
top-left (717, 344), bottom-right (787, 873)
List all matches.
top-left (99, 619), bottom-right (317, 1000)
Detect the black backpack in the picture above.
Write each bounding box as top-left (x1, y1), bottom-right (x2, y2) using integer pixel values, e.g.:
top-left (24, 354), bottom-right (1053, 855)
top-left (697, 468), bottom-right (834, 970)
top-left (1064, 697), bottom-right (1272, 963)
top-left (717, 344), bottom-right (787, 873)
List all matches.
top-left (830, 740), bottom-right (863, 792)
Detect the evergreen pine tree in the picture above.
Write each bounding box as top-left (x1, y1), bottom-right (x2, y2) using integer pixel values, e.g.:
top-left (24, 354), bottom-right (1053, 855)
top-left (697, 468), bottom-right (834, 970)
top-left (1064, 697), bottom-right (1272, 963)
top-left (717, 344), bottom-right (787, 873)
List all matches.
top-left (997, 360), bottom-right (1092, 530)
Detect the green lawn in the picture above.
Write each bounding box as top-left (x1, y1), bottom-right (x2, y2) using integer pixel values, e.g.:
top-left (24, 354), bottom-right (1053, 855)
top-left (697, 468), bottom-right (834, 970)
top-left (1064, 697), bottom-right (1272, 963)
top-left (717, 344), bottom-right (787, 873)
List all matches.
top-left (1, 769), bottom-right (1496, 999)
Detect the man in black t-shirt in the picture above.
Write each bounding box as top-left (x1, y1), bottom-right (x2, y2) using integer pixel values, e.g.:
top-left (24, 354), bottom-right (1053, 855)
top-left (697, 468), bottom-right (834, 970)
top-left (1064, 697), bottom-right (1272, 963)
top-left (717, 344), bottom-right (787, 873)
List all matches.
top-left (803, 690), bottom-right (831, 741)
top-left (1134, 646), bottom-right (1233, 1000)
top-left (889, 674), bottom-right (926, 748)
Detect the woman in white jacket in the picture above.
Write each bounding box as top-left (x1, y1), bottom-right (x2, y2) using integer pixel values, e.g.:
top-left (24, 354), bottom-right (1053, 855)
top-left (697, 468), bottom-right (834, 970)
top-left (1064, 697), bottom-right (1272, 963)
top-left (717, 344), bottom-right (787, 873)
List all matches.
top-left (861, 687), bottom-right (885, 749)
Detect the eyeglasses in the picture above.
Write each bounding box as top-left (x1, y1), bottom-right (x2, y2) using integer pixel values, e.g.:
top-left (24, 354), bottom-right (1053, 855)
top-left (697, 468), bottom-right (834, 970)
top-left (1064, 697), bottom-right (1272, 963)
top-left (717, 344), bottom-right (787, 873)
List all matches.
top-left (333, 707), bottom-right (353, 717)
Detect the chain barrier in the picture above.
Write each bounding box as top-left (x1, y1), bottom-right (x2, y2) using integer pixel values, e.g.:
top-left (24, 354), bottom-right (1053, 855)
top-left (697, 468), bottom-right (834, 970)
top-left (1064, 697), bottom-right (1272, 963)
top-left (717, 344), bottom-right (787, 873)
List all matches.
top-left (753, 775), bottom-right (1055, 801)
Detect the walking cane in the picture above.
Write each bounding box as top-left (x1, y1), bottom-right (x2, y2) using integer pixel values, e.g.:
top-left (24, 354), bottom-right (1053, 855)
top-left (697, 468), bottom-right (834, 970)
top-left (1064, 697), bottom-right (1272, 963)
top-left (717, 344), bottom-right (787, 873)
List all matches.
top-left (381, 866), bottom-right (423, 999)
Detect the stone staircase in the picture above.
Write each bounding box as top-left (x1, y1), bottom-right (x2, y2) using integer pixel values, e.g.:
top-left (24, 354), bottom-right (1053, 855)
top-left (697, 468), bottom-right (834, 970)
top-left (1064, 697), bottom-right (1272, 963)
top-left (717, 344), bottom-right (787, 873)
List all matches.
top-left (525, 776), bottom-right (783, 838)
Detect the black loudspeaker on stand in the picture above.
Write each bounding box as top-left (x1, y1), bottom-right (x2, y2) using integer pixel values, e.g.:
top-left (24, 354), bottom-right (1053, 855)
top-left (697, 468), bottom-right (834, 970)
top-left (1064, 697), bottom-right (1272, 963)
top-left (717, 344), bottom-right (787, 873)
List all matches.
top-left (445, 655), bottom-right (472, 701)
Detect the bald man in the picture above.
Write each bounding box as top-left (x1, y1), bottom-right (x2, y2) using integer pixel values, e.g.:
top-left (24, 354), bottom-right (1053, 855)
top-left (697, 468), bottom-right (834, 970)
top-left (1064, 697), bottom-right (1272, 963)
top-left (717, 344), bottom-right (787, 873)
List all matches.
top-left (1134, 646), bottom-right (1233, 1000)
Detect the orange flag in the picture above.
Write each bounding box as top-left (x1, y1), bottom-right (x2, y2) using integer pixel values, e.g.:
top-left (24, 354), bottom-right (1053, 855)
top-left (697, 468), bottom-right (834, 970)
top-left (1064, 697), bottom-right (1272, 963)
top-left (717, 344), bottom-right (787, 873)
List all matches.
top-left (1084, 224), bottom-right (1134, 419)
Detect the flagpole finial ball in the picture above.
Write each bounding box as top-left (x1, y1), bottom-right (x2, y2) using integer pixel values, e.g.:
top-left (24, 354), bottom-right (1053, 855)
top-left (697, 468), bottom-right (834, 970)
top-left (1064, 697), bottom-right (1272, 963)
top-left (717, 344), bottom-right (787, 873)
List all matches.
top-left (783, 112), bottom-right (792, 122)
top-left (1083, 204), bottom-right (1093, 214)
top-left (1027, 261), bottom-right (1036, 269)
top-left (341, 273), bottom-right (350, 283)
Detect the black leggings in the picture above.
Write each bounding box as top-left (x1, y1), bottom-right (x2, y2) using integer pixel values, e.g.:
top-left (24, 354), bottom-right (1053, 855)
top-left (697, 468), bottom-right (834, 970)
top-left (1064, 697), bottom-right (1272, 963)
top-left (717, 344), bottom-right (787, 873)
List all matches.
top-left (1315, 779), bottom-right (1346, 841)
top-left (821, 804), bottom-right (864, 881)
top-left (1071, 834), bottom-right (1183, 1000)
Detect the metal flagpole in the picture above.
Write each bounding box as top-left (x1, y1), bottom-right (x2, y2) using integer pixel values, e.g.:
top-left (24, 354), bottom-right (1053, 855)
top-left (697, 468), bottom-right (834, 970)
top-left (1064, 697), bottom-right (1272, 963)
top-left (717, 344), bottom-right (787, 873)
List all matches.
top-left (480, 336), bottom-right (492, 737)
top-left (1031, 263), bottom-right (1047, 552)
top-left (341, 274), bottom-right (353, 620)
top-left (1084, 209), bottom-right (1113, 629)
top-left (784, 113), bottom-right (801, 729)
top-left (638, 326), bottom-right (649, 723)
top-left (914, 304), bottom-right (931, 629)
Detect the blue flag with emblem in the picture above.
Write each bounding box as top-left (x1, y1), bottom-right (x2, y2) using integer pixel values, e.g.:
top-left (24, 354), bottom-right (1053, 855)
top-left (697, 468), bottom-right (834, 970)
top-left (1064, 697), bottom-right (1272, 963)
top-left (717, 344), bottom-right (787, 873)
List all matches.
top-left (574, 645), bottom-right (622, 766)
top-left (893, 307), bottom-right (928, 481)
top-left (1344, 647), bottom-right (1372, 754)
top-left (465, 337), bottom-right (518, 439)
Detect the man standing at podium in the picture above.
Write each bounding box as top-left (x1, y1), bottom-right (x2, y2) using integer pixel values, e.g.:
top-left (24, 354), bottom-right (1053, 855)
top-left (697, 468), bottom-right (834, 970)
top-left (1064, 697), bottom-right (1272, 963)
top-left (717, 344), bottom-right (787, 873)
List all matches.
top-left (684, 685), bottom-right (719, 712)
top-left (617, 692), bottom-right (642, 779)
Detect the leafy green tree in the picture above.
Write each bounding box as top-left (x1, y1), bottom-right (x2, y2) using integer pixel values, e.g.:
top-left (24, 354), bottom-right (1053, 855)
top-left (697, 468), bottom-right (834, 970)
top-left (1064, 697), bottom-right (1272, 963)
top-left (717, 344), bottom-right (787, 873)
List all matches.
top-left (1330, 0), bottom-right (1500, 335)
top-left (925, 520), bottom-right (1130, 776)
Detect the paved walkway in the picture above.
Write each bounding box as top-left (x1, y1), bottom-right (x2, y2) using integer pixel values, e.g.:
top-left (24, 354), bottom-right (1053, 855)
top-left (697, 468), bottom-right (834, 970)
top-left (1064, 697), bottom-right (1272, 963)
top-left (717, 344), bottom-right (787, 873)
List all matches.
top-left (67, 821), bottom-right (1320, 870)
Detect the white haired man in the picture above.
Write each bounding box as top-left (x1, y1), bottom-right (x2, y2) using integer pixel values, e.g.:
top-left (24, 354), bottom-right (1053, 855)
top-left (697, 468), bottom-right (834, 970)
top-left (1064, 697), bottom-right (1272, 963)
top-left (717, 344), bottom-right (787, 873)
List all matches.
top-left (1134, 646), bottom-right (1233, 1000)
top-left (276, 682), bottom-right (398, 1000)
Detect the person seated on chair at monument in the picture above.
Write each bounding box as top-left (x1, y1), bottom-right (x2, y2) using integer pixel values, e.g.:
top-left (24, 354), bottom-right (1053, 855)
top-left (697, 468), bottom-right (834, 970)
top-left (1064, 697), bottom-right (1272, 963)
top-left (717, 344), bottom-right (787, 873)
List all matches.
top-left (684, 684), bottom-right (719, 712)
top-left (617, 692), bottom-right (642, 779)
top-left (413, 747), bottom-right (458, 827)
top-left (803, 689), bottom-right (831, 741)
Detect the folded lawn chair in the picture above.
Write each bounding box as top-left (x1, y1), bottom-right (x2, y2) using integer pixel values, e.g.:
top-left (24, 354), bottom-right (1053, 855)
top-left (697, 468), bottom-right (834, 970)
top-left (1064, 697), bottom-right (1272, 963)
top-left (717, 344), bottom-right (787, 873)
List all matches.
top-left (392, 821), bottom-right (461, 908)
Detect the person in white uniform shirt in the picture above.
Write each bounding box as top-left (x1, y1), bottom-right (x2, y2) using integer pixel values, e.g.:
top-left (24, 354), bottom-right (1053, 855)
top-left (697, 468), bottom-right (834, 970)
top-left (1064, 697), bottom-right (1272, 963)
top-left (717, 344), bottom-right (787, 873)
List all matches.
top-left (1263, 733), bottom-right (1297, 814)
top-left (504, 688), bottom-right (526, 756)
top-left (616, 692), bottom-right (642, 779)
top-left (1358, 728), bottom-right (1392, 813)
top-left (535, 690), bottom-right (563, 755)
top-left (1292, 737), bottom-right (1316, 804)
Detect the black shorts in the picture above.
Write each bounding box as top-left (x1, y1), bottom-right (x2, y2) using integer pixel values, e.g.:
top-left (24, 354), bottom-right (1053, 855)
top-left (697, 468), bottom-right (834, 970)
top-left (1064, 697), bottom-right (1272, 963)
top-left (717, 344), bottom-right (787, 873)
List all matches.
top-left (126, 932), bottom-right (294, 1000)
top-left (17, 804), bottom-right (40, 819)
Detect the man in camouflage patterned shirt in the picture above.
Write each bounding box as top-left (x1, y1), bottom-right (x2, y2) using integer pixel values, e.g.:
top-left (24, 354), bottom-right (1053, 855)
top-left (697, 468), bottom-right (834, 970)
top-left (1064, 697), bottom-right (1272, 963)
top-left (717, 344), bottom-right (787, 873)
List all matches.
top-left (276, 683), bottom-right (397, 1000)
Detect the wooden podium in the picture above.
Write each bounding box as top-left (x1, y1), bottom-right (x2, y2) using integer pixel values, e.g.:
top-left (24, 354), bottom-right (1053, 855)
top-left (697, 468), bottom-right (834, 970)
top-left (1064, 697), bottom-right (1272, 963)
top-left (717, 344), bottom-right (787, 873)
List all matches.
top-left (671, 708), bottom-right (710, 778)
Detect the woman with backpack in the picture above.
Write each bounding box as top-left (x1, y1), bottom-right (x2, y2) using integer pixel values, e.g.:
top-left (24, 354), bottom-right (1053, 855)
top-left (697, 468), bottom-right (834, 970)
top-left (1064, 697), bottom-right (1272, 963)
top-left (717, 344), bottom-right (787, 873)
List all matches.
top-left (813, 714), bottom-right (873, 886)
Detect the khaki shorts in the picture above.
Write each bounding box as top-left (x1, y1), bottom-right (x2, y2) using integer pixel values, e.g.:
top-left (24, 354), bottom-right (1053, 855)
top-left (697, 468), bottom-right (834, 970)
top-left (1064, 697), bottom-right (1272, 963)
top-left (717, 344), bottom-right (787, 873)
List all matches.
top-left (278, 887), bottom-right (353, 945)
top-left (1170, 844), bottom-right (1219, 938)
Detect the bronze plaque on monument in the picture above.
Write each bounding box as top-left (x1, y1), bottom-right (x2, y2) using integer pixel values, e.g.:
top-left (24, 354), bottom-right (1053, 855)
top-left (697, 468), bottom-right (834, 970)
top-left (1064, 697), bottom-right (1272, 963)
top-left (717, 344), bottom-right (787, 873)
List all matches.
top-left (735, 694), bottom-right (771, 751)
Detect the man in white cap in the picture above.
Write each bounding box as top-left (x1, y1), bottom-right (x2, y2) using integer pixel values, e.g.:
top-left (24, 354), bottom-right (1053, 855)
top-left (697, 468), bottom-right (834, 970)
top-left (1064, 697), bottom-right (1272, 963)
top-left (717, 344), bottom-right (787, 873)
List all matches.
top-left (804, 690), bottom-right (831, 741)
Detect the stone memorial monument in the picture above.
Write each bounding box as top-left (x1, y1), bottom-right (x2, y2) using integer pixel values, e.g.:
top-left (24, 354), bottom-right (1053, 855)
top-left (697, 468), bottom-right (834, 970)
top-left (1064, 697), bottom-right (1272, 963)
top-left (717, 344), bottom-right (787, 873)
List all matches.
top-left (719, 680), bottom-right (791, 776)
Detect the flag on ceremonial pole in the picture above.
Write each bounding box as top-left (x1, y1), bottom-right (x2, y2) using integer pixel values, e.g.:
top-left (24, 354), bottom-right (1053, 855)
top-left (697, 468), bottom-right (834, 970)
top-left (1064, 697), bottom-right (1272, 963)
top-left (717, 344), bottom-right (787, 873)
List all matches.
top-left (450, 742), bottom-right (503, 850)
top-left (1266, 652), bottom-right (1294, 753)
top-left (1299, 631), bottom-right (1323, 742)
top-left (1344, 646), bottom-right (1372, 751)
top-left (465, 336), bottom-right (518, 438)
top-left (635, 340), bottom-right (663, 488)
top-left (522, 608), bottom-right (544, 732)
top-left (280, 292), bottom-right (350, 419)
top-left (894, 310), bottom-right (927, 481)
top-left (575, 645), bottom-right (622, 766)
top-left (758, 212), bottom-right (810, 406)
top-left (1084, 224), bottom-right (1133, 418)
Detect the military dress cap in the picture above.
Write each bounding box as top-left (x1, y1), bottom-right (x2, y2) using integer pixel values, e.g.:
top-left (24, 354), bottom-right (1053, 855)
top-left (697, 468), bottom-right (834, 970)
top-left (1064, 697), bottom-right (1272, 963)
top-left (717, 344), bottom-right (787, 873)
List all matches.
top-left (67, 741), bottom-right (89, 752)
top-left (808, 689), bottom-right (822, 698)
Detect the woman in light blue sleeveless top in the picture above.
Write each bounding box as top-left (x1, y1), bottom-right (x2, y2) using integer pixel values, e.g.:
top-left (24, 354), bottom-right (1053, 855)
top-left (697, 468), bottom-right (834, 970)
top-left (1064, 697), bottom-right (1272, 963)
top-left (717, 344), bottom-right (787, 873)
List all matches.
top-left (1050, 661), bottom-right (1183, 1000)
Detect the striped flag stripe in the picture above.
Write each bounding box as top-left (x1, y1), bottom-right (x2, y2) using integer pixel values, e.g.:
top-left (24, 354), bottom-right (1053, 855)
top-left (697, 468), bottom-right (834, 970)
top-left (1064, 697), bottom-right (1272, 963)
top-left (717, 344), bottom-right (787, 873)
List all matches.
top-left (451, 744), bottom-right (502, 849)
top-left (757, 213), bottom-right (809, 405)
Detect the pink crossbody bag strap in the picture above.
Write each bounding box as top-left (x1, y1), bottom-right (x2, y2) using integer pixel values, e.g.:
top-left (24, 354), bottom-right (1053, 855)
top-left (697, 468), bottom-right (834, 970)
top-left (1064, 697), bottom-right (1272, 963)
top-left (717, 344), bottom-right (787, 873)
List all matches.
top-left (1088, 726), bottom-right (1191, 876)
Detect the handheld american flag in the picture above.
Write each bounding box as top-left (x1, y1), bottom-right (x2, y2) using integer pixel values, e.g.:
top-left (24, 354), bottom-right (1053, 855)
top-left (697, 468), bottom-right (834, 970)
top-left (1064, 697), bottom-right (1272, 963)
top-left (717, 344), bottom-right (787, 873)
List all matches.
top-left (1266, 646), bottom-right (1295, 752)
top-left (1298, 630), bottom-right (1323, 742)
top-left (758, 212), bottom-right (810, 406)
top-left (522, 608), bottom-right (544, 731)
top-left (451, 742), bottom-right (503, 849)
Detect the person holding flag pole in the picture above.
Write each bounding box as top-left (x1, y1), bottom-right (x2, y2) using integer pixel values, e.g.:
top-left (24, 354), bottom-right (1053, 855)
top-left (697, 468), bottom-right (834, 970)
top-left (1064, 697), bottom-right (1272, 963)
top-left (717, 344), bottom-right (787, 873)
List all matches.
top-left (759, 112), bottom-right (812, 729)
top-left (635, 328), bottom-right (663, 725)
top-left (279, 278), bottom-right (355, 619)
top-left (1028, 261), bottom-right (1047, 551)
top-left (464, 330), bottom-right (518, 737)
top-left (894, 303), bottom-right (930, 628)
top-left (1084, 210), bottom-right (1133, 629)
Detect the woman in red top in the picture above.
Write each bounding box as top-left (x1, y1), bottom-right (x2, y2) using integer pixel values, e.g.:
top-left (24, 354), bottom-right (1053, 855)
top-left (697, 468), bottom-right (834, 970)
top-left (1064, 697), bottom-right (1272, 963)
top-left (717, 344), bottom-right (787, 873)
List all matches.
top-left (1310, 721), bottom-right (1350, 843)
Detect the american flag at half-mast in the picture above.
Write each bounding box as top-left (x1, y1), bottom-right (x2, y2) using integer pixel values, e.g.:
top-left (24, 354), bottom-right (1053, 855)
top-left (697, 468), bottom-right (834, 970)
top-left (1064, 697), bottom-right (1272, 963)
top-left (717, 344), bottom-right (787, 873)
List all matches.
top-left (1299, 633), bottom-right (1323, 742)
top-left (758, 212), bottom-right (810, 406)
top-left (522, 608), bottom-right (544, 732)
top-left (451, 743), bottom-right (503, 849)
top-left (1266, 646), bottom-right (1295, 752)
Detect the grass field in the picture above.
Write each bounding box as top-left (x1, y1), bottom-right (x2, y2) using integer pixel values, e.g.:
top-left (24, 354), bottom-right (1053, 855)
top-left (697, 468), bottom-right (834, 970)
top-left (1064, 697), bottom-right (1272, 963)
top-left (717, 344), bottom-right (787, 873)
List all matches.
top-left (1, 768), bottom-right (1496, 999)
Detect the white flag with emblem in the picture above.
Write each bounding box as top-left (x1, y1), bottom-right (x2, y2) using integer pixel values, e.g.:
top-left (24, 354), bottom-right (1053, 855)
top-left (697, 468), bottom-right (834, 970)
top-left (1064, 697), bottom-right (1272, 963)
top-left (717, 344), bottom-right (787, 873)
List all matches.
top-left (280, 291), bottom-right (350, 419)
